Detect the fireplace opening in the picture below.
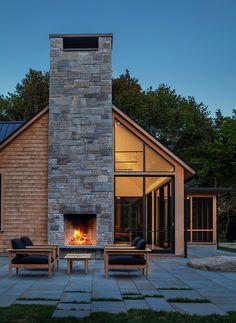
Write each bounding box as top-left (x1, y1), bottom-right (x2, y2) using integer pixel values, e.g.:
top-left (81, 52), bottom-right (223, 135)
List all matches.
top-left (64, 214), bottom-right (96, 246)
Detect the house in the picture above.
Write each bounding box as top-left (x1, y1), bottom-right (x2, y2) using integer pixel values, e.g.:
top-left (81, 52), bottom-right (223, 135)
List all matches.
top-left (0, 34), bottom-right (226, 256)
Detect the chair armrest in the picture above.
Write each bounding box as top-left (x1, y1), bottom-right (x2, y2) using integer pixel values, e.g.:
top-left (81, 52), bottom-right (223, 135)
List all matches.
top-left (7, 248), bottom-right (53, 255)
top-left (105, 248), bottom-right (151, 255)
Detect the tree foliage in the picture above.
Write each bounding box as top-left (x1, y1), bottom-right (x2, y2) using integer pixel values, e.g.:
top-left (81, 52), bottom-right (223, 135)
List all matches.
top-left (0, 69), bottom-right (49, 121)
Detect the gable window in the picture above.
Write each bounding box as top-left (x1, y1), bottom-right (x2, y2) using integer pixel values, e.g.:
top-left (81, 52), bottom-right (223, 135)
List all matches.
top-left (114, 120), bottom-right (174, 172)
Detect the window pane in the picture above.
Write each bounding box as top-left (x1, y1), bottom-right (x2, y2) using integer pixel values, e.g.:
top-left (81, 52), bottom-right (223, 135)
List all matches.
top-left (115, 177), bottom-right (143, 197)
top-left (145, 145), bottom-right (174, 172)
top-left (115, 121), bottom-right (143, 171)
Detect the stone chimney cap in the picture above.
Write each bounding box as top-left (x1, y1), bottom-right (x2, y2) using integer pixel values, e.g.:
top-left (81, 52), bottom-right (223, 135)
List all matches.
top-left (49, 33), bottom-right (113, 39)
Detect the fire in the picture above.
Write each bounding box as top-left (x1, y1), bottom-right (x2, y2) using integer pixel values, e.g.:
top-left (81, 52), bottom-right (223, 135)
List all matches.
top-left (69, 228), bottom-right (91, 245)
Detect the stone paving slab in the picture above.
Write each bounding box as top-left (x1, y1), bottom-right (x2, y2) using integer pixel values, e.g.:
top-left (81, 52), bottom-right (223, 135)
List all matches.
top-left (145, 297), bottom-right (175, 312)
top-left (0, 294), bottom-right (18, 307)
top-left (195, 288), bottom-right (236, 297)
top-left (91, 301), bottom-right (126, 313)
top-left (171, 302), bottom-right (226, 315)
top-left (92, 289), bottom-right (122, 300)
top-left (15, 300), bottom-right (58, 305)
top-left (57, 303), bottom-right (91, 310)
top-left (159, 289), bottom-right (206, 300)
top-left (218, 304), bottom-right (236, 312)
top-left (20, 290), bottom-right (62, 300)
top-left (61, 292), bottom-right (91, 303)
top-left (124, 299), bottom-right (149, 310)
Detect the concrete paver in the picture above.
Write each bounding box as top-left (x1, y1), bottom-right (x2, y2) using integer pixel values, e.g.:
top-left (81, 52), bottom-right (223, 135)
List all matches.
top-left (91, 301), bottom-right (126, 313)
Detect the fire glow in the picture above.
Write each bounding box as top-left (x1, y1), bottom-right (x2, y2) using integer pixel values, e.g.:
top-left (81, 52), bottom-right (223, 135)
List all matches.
top-left (69, 228), bottom-right (91, 245)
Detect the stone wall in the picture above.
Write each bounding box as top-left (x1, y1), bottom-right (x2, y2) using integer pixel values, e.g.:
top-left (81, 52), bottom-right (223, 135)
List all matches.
top-left (48, 34), bottom-right (113, 246)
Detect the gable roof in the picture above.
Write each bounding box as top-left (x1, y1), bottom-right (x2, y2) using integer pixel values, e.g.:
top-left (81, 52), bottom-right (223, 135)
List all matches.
top-left (0, 107), bottom-right (49, 151)
top-left (0, 121), bottom-right (25, 143)
top-left (112, 105), bottom-right (196, 178)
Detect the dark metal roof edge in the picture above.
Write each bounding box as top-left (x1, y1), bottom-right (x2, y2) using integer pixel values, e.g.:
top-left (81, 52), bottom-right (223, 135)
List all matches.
top-left (0, 121), bottom-right (24, 124)
top-left (49, 33), bottom-right (113, 38)
top-left (0, 121), bottom-right (26, 144)
top-left (0, 107), bottom-right (48, 150)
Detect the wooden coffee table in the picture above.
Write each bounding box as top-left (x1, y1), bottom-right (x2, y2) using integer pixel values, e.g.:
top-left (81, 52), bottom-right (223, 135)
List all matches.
top-left (64, 253), bottom-right (91, 274)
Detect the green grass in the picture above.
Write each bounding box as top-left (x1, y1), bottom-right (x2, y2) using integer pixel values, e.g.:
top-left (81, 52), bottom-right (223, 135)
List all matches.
top-left (158, 287), bottom-right (193, 290)
top-left (0, 305), bottom-right (236, 323)
top-left (61, 301), bottom-right (90, 304)
top-left (219, 246), bottom-right (236, 253)
top-left (143, 294), bottom-right (164, 298)
top-left (122, 295), bottom-right (145, 300)
top-left (91, 297), bottom-right (122, 302)
top-left (167, 297), bottom-right (211, 303)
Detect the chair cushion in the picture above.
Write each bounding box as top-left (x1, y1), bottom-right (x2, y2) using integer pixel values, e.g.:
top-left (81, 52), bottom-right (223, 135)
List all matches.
top-left (12, 255), bottom-right (52, 265)
top-left (131, 236), bottom-right (141, 246)
top-left (20, 236), bottom-right (34, 246)
top-left (135, 239), bottom-right (146, 250)
top-left (11, 238), bottom-right (26, 258)
top-left (108, 255), bottom-right (146, 265)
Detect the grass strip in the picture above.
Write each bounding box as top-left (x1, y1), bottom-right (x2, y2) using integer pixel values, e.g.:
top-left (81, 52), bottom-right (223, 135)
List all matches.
top-left (123, 296), bottom-right (145, 300)
top-left (167, 297), bottom-right (211, 303)
top-left (219, 246), bottom-right (236, 253)
top-left (91, 297), bottom-right (122, 302)
top-left (0, 305), bottom-right (236, 322)
top-left (143, 294), bottom-right (164, 298)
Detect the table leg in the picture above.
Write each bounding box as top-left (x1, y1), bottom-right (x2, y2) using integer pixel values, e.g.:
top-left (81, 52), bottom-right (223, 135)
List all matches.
top-left (67, 260), bottom-right (73, 274)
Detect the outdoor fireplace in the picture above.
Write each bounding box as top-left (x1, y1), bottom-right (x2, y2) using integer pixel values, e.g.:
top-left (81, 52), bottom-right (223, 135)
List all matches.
top-left (64, 214), bottom-right (96, 246)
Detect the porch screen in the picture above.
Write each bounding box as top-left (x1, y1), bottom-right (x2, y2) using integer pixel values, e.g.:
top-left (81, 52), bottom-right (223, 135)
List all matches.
top-left (188, 197), bottom-right (213, 242)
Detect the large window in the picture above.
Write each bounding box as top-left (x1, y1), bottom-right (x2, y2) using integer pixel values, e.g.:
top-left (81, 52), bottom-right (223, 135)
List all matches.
top-left (114, 120), bottom-right (174, 172)
top-left (114, 119), bottom-right (175, 252)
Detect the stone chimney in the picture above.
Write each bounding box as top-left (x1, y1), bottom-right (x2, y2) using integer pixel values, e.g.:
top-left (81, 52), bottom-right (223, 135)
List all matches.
top-left (48, 34), bottom-right (113, 246)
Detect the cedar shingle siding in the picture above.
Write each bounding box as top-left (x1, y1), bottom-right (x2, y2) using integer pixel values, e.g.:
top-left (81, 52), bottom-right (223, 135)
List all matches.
top-left (0, 112), bottom-right (48, 254)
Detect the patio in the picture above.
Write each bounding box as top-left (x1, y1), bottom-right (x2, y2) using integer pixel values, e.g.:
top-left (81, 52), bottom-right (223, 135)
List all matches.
top-left (0, 246), bottom-right (236, 318)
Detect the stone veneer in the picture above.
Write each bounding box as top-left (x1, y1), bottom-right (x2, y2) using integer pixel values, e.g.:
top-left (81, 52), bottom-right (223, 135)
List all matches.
top-left (48, 34), bottom-right (113, 246)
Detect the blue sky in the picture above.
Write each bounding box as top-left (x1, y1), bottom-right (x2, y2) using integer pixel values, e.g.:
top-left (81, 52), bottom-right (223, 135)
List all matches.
top-left (0, 0), bottom-right (235, 116)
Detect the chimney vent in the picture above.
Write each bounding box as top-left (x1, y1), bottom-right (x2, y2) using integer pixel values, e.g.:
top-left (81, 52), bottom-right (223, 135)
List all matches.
top-left (63, 36), bottom-right (98, 51)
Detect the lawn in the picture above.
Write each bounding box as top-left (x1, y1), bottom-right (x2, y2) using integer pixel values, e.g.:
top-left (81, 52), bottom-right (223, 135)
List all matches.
top-left (0, 305), bottom-right (236, 323)
top-left (219, 246), bottom-right (236, 253)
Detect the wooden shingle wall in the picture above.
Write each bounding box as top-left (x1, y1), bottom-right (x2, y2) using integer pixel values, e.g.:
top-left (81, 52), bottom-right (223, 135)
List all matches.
top-left (0, 112), bottom-right (48, 254)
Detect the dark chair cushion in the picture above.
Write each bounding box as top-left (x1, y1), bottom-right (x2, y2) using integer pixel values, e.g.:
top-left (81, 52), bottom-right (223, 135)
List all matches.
top-left (108, 254), bottom-right (146, 265)
top-left (131, 236), bottom-right (141, 246)
top-left (135, 239), bottom-right (146, 250)
top-left (12, 255), bottom-right (52, 265)
top-left (11, 238), bottom-right (25, 249)
top-left (20, 236), bottom-right (34, 246)
top-left (11, 238), bottom-right (26, 258)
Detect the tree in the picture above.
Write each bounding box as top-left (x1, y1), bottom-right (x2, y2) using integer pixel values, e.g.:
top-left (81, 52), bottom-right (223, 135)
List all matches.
top-left (0, 69), bottom-right (49, 121)
top-left (112, 69), bottom-right (145, 121)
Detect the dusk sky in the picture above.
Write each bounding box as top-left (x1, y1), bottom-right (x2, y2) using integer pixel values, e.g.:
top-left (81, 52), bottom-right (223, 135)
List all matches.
top-left (1, 0), bottom-right (235, 116)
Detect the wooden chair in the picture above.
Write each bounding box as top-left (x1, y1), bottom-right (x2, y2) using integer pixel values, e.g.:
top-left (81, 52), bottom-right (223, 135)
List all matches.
top-left (20, 236), bottom-right (60, 269)
top-left (8, 238), bottom-right (55, 277)
top-left (104, 239), bottom-right (151, 278)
